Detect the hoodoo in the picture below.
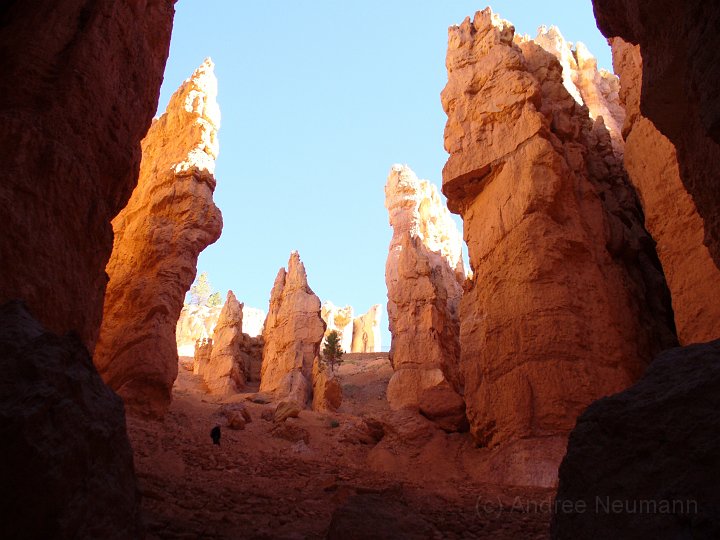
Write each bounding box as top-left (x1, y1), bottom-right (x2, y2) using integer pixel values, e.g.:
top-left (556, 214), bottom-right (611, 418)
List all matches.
top-left (440, 9), bottom-right (676, 481)
top-left (94, 59), bottom-right (223, 417)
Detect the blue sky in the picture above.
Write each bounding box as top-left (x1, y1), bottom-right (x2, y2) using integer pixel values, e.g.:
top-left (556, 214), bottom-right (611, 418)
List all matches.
top-left (159, 1), bottom-right (612, 350)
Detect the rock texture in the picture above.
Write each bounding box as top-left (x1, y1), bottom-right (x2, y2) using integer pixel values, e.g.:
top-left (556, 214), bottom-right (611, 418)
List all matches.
top-left (0, 302), bottom-right (142, 539)
top-left (321, 301), bottom-right (354, 352)
top-left (611, 38), bottom-right (720, 345)
top-left (533, 25), bottom-right (625, 156)
top-left (385, 164), bottom-right (465, 426)
top-left (351, 305), bottom-right (383, 353)
top-left (552, 340), bottom-right (720, 538)
top-left (202, 291), bottom-right (244, 394)
top-left (239, 334), bottom-right (264, 382)
top-left (0, 0), bottom-right (175, 349)
top-left (193, 338), bottom-right (213, 376)
top-left (440, 10), bottom-right (676, 455)
top-left (311, 356), bottom-right (343, 412)
top-left (177, 303), bottom-right (265, 357)
top-left (94, 59), bottom-right (223, 417)
top-left (592, 0), bottom-right (720, 267)
top-left (260, 252), bottom-right (325, 406)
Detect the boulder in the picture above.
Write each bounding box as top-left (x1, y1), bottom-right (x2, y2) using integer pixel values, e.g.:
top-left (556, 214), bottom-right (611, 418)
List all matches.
top-left (274, 401), bottom-right (302, 423)
top-left (552, 340), bottom-right (720, 538)
top-left (94, 59), bottom-right (223, 417)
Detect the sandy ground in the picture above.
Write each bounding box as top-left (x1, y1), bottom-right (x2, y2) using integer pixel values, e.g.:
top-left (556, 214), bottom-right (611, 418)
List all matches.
top-left (127, 354), bottom-right (553, 539)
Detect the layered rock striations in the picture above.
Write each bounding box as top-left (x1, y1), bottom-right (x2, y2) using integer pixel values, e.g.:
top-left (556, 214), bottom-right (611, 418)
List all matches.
top-left (592, 0), bottom-right (720, 267)
top-left (94, 59), bottom-right (223, 417)
top-left (612, 38), bottom-right (720, 345)
top-left (0, 0), bottom-right (175, 350)
top-left (440, 10), bottom-right (676, 465)
top-left (321, 301), bottom-right (354, 352)
top-left (201, 291), bottom-right (244, 394)
top-left (351, 305), bottom-right (383, 353)
top-left (384, 164), bottom-right (466, 426)
top-left (553, 340), bottom-right (720, 538)
top-left (260, 252), bottom-right (325, 406)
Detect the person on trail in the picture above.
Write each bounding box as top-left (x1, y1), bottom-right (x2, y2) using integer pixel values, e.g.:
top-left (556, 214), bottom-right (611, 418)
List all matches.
top-left (210, 425), bottom-right (221, 445)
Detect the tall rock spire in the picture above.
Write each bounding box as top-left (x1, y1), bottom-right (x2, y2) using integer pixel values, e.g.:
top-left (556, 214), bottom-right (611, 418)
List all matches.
top-left (94, 59), bottom-right (223, 417)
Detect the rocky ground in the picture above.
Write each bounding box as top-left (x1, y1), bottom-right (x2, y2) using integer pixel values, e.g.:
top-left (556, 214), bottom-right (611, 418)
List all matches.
top-left (127, 354), bottom-right (554, 539)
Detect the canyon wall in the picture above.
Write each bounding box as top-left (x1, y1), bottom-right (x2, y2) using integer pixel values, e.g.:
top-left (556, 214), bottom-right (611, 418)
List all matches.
top-left (440, 9), bottom-right (676, 474)
top-left (260, 252), bottom-right (326, 405)
top-left (592, 0), bottom-right (720, 267)
top-left (384, 164), bottom-right (466, 429)
top-left (0, 0), bottom-right (175, 535)
top-left (611, 38), bottom-right (720, 345)
top-left (321, 301), bottom-right (354, 352)
top-left (0, 0), bottom-right (175, 349)
top-left (94, 59), bottom-right (223, 417)
top-left (351, 305), bottom-right (382, 353)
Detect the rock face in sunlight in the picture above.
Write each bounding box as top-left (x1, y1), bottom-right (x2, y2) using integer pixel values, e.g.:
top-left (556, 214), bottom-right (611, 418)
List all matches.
top-left (193, 338), bottom-right (213, 376)
top-left (0, 302), bottom-right (142, 539)
top-left (94, 59), bottom-right (223, 418)
top-left (260, 252), bottom-right (326, 406)
top-left (176, 303), bottom-right (265, 357)
top-left (201, 291), bottom-right (244, 394)
top-left (321, 301), bottom-right (354, 352)
top-left (351, 305), bottom-right (383, 353)
top-left (552, 340), bottom-right (720, 538)
top-left (593, 0), bottom-right (720, 268)
top-left (611, 38), bottom-right (720, 345)
top-left (533, 25), bottom-right (625, 156)
top-left (311, 356), bottom-right (343, 412)
top-left (384, 164), bottom-right (467, 431)
top-left (440, 9), bottom-right (676, 484)
top-left (0, 0), bottom-right (175, 350)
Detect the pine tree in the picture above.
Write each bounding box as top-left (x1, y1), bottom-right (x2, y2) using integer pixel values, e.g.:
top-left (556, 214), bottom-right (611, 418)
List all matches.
top-left (207, 291), bottom-right (222, 307)
top-left (322, 330), bottom-right (344, 373)
top-left (189, 272), bottom-right (212, 305)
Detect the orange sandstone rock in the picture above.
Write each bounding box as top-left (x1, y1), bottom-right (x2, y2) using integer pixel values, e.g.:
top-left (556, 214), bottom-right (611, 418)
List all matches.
top-left (611, 38), bottom-right (720, 345)
top-left (311, 357), bottom-right (343, 412)
top-left (441, 10), bottom-right (676, 454)
top-left (94, 59), bottom-right (223, 417)
top-left (202, 291), bottom-right (245, 394)
top-left (260, 252), bottom-right (326, 406)
top-left (321, 301), bottom-right (354, 352)
top-left (351, 305), bottom-right (382, 353)
top-left (384, 164), bottom-right (466, 428)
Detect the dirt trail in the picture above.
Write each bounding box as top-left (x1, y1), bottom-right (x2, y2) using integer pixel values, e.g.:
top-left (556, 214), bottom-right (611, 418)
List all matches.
top-left (127, 354), bottom-right (553, 539)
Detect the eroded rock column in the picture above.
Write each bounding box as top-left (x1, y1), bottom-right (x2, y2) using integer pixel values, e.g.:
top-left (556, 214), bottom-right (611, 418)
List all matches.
top-left (441, 9), bottom-right (676, 478)
top-left (321, 301), bottom-right (354, 352)
top-left (94, 59), bottom-right (223, 417)
top-left (384, 164), bottom-right (466, 429)
top-left (260, 252), bottom-right (325, 406)
top-left (351, 305), bottom-right (382, 353)
top-left (202, 291), bottom-right (244, 394)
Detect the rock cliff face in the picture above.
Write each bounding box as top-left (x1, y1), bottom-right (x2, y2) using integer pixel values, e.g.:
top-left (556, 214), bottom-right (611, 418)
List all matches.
top-left (321, 301), bottom-right (354, 352)
top-left (534, 25), bottom-right (625, 156)
top-left (193, 338), bottom-right (213, 376)
top-left (440, 9), bottom-right (676, 463)
top-left (202, 291), bottom-right (244, 394)
top-left (351, 305), bottom-right (383, 353)
top-left (311, 357), bottom-right (343, 412)
top-left (94, 59), bottom-right (223, 417)
top-left (552, 340), bottom-right (720, 538)
top-left (176, 303), bottom-right (265, 356)
top-left (384, 164), bottom-right (466, 427)
top-left (611, 38), bottom-right (720, 345)
top-left (0, 302), bottom-right (143, 538)
top-left (592, 0), bottom-right (720, 267)
top-left (0, 0), bottom-right (175, 349)
top-left (260, 252), bottom-right (326, 406)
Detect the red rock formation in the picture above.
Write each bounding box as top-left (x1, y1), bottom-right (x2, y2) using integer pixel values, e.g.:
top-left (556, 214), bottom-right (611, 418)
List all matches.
top-left (311, 357), bottom-right (343, 412)
top-left (176, 304), bottom-right (222, 357)
top-left (0, 301), bottom-right (143, 538)
top-left (193, 338), bottom-right (213, 376)
top-left (611, 38), bottom-right (720, 345)
top-left (94, 59), bottom-right (223, 417)
top-left (552, 339), bottom-right (720, 538)
top-left (0, 0), bottom-right (175, 349)
top-left (202, 291), bottom-right (245, 394)
top-left (260, 252), bottom-right (326, 406)
top-left (440, 10), bottom-right (676, 459)
top-left (351, 305), bottom-right (382, 353)
top-left (384, 164), bottom-right (466, 430)
top-left (592, 0), bottom-right (720, 267)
